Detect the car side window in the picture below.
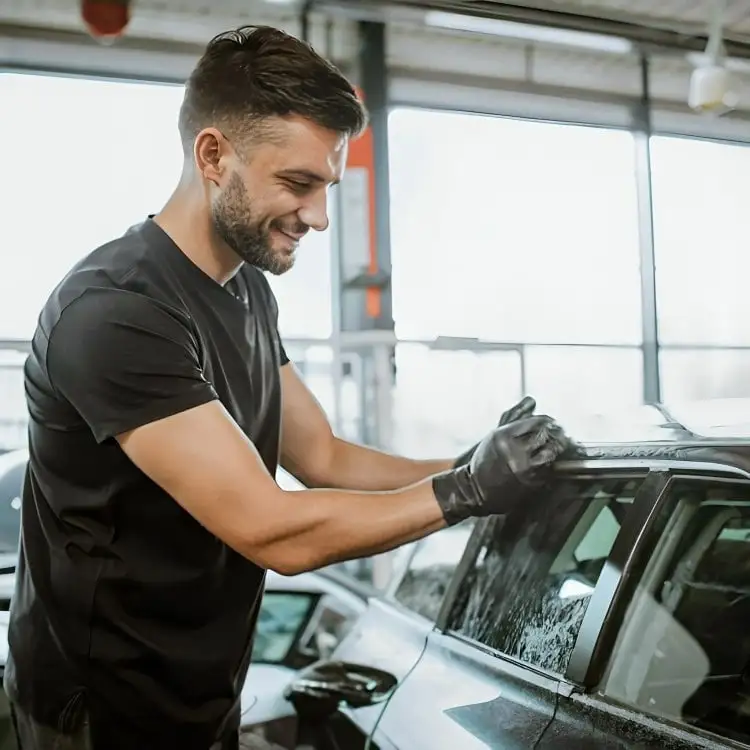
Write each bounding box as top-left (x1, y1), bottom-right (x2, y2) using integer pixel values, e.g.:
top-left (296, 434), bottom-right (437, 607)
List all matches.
top-left (446, 476), bottom-right (645, 674)
top-left (392, 518), bottom-right (476, 621)
top-left (600, 478), bottom-right (750, 746)
top-left (251, 592), bottom-right (317, 664)
top-left (298, 597), bottom-right (360, 661)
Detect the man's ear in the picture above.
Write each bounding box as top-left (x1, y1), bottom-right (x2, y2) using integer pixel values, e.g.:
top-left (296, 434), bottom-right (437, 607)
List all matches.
top-left (194, 127), bottom-right (229, 186)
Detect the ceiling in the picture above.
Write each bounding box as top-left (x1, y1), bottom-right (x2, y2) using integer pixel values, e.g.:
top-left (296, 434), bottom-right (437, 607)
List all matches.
top-left (390, 1), bottom-right (750, 38)
top-left (314, 0), bottom-right (750, 54)
top-left (2, 1), bottom-right (750, 49)
top-left (2, 1), bottom-right (750, 38)
top-left (2, 1), bottom-right (750, 66)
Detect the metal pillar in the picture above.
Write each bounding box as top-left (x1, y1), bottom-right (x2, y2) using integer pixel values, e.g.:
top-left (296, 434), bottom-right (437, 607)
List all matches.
top-left (329, 20), bottom-right (396, 588)
top-left (356, 20), bottom-right (394, 333)
top-left (333, 19), bottom-right (396, 451)
top-left (633, 54), bottom-right (661, 404)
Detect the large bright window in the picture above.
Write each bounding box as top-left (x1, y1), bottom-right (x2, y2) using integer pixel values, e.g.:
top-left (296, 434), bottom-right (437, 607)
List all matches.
top-left (0, 73), bottom-right (184, 341)
top-left (0, 72), bottom-right (335, 342)
top-left (651, 136), bottom-right (750, 347)
top-left (651, 135), bottom-right (750, 402)
top-left (388, 108), bottom-right (642, 345)
top-left (387, 108), bottom-right (644, 455)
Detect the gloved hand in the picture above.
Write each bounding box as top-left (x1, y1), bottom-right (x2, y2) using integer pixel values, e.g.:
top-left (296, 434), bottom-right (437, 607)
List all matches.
top-left (433, 415), bottom-right (571, 526)
top-left (453, 395), bottom-right (537, 468)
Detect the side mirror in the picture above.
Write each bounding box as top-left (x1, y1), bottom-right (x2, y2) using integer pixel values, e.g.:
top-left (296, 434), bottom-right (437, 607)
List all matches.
top-left (284, 660), bottom-right (397, 721)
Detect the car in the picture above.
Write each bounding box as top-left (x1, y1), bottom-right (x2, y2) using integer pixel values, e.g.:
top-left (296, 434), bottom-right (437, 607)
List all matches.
top-left (0, 449), bottom-right (371, 749)
top-left (280, 398), bottom-right (750, 750)
top-left (241, 567), bottom-right (372, 746)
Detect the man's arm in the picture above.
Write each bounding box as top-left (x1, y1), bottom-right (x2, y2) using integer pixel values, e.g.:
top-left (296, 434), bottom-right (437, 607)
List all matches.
top-left (47, 290), bottom-right (570, 576)
top-left (118, 400), bottom-right (447, 575)
top-left (279, 363), bottom-right (452, 491)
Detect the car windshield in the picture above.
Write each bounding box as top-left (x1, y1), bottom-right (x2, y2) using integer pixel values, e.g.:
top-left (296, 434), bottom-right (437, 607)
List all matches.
top-left (0, 457), bottom-right (23, 555)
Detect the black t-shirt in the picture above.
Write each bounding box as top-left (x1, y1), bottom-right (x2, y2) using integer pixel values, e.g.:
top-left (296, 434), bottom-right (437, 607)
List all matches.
top-left (5, 218), bottom-right (289, 750)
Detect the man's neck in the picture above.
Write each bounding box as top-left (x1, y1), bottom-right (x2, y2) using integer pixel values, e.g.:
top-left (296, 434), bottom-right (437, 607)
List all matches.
top-left (153, 183), bottom-right (242, 286)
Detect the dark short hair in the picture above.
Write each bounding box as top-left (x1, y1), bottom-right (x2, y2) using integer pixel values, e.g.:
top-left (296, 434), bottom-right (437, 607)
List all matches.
top-left (178, 25), bottom-right (368, 153)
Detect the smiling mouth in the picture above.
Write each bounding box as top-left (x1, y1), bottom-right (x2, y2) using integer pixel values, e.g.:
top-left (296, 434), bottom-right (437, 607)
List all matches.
top-left (280, 230), bottom-right (305, 242)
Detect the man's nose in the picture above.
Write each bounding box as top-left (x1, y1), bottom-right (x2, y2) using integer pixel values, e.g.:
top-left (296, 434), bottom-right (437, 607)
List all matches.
top-left (298, 191), bottom-right (329, 233)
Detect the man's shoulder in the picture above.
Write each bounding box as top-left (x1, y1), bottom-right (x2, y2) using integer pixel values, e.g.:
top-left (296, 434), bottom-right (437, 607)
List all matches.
top-left (46, 223), bottom-right (146, 300)
top-left (38, 221), bottom-right (182, 336)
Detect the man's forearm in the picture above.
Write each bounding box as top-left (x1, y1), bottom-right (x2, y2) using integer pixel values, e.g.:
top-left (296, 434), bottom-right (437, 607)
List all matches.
top-left (244, 479), bottom-right (447, 574)
top-left (313, 437), bottom-right (454, 491)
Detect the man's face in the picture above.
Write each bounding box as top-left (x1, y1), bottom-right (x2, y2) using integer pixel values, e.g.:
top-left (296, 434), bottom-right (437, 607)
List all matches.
top-left (211, 116), bottom-right (348, 275)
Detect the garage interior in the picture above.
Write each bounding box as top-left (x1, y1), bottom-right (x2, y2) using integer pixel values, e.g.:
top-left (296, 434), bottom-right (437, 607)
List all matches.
top-left (3, 1), bottom-right (750, 452)
top-left (2, 1), bottom-right (750, 748)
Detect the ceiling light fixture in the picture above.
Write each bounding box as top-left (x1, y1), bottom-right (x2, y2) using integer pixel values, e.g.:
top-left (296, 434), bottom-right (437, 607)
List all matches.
top-left (424, 11), bottom-right (633, 54)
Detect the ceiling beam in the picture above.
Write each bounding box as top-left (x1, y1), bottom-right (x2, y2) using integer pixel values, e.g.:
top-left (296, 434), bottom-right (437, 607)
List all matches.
top-left (312, 0), bottom-right (750, 59)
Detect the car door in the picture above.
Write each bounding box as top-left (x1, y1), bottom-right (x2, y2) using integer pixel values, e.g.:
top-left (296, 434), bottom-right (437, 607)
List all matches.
top-left (541, 466), bottom-right (750, 749)
top-left (369, 468), bottom-right (656, 749)
top-left (283, 519), bottom-right (477, 750)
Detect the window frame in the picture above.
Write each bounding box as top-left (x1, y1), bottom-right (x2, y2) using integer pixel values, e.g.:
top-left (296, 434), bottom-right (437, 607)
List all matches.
top-left (585, 469), bottom-right (750, 748)
top-left (432, 458), bottom-right (750, 688)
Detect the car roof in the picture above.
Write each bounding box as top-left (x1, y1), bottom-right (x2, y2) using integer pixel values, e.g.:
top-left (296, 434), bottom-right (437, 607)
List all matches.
top-left (559, 398), bottom-right (750, 447)
top-left (553, 398), bottom-right (750, 476)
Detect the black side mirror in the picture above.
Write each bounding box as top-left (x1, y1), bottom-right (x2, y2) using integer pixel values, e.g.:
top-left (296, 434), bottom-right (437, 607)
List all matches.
top-left (284, 660), bottom-right (397, 721)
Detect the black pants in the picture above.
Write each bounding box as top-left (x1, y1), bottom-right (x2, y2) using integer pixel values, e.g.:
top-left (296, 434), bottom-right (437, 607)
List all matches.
top-left (8, 702), bottom-right (251, 750)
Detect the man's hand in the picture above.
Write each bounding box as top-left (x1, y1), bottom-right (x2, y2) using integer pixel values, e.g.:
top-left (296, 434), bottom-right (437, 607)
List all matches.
top-left (433, 415), bottom-right (572, 526)
top-left (498, 395), bottom-right (536, 426)
top-left (453, 395), bottom-right (538, 468)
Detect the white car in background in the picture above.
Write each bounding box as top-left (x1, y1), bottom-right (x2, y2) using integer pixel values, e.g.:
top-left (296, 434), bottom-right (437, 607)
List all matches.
top-left (0, 449), bottom-right (372, 748)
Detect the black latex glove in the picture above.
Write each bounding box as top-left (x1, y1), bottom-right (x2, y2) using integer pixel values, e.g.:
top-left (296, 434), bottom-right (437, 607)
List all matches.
top-left (433, 415), bottom-right (571, 526)
top-left (453, 395), bottom-right (537, 469)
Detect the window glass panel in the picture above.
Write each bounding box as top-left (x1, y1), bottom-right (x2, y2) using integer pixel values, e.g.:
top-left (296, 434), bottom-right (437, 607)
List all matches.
top-left (388, 108), bottom-right (642, 345)
top-left (251, 592), bottom-right (316, 664)
top-left (0, 73), bottom-right (184, 341)
top-left (299, 600), bottom-right (360, 661)
top-left (391, 344), bottom-right (523, 459)
top-left (525, 346), bottom-right (644, 418)
top-left (651, 136), bottom-right (750, 346)
top-left (448, 477), bottom-right (643, 674)
top-left (601, 480), bottom-right (750, 746)
top-left (660, 348), bottom-right (750, 401)
top-left (392, 519), bottom-right (476, 621)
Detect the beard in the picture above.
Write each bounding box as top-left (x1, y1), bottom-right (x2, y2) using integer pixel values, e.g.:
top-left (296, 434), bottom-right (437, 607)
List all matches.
top-left (211, 171), bottom-right (299, 276)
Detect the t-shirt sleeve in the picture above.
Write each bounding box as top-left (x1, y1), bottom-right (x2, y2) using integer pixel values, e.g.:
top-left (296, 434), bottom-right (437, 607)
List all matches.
top-left (46, 288), bottom-right (218, 444)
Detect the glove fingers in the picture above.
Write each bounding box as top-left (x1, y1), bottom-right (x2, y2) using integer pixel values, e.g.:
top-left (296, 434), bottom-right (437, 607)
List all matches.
top-left (498, 396), bottom-right (536, 426)
top-left (510, 414), bottom-right (557, 438)
top-left (519, 417), bottom-right (565, 450)
top-left (531, 443), bottom-right (566, 467)
top-left (526, 423), bottom-right (574, 460)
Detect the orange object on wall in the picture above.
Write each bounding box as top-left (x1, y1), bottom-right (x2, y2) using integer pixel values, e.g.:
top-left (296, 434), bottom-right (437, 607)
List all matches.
top-left (81, 0), bottom-right (131, 40)
top-left (347, 87), bottom-right (381, 319)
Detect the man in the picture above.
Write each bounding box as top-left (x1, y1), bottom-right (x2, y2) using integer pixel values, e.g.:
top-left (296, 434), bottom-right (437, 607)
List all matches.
top-left (5, 25), bottom-right (574, 750)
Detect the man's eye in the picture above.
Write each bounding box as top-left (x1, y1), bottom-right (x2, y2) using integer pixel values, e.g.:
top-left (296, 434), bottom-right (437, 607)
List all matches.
top-left (287, 180), bottom-right (311, 192)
